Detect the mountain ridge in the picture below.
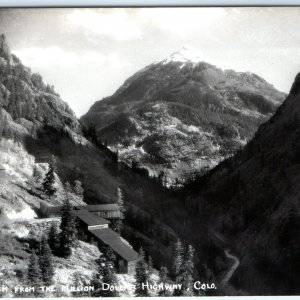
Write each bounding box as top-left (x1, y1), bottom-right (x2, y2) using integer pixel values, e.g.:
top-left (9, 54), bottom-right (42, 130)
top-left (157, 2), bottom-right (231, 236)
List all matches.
top-left (0, 34), bottom-right (81, 140)
top-left (81, 48), bottom-right (286, 182)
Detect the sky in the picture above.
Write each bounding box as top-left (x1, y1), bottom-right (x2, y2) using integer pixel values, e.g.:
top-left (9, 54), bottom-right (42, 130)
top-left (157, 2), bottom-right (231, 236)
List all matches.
top-left (1, 7), bottom-right (300, 117)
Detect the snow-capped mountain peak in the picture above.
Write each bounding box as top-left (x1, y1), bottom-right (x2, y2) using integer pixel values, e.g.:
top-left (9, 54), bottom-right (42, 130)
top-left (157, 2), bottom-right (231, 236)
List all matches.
top-left (163, 46), bottom-right (204, 64)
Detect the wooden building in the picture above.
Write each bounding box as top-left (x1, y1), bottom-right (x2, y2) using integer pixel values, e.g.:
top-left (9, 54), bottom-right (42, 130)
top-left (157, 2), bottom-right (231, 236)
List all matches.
top-left (39, 202), bottom-right (139, 274)
top-left (71, 209), bottom-right (110, 240)
top-left (75, 204), bottom-right (121, 219)
top-left (89, 228), bottom-right (139, 274)
top-left (71, 209), bottom-right (139, 274)
top-left (39, 202), bottom-right (122, 220)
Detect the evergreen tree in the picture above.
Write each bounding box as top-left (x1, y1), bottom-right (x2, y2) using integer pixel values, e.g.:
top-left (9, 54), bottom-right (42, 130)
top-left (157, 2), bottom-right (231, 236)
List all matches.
top-left (101, 260), bottom-right (119, 297)
top-left (158, 266), bottom-right (172, 296)
top-left (48, 223), bottom-right (60, 256)
top-left (42, 161), bottom-right (57, 199)
top-left (32, 165), bottom-right (43, 187)
top-left (180, 245), bottom-right (195, 296)
top-left (173, 239), bottom-right (184, 296)
top-left (59, 189), bottom-right (77, 258)
top-left (117, 187), bottom-right (125, 217)
top-left (27, 250), bottom-right (42, 286)
top-left (173, 239), bottom-right (183, 278)
top-left (134, 247), bottom-right (149, 297)
top-left (91, 273), bottom-right (103, 297)
top-left (114, 187), bottom-right (125, 233)
top-left (73, 180), bottom-right (84, 198)
top-left (65, 181), bottom-right (75, 203)
top-left (39, 236), bottom-right (55, 285)
top-left (72, 272), bottom-right (90, 297)
top-left (103, 246), bottom-right (116, 267)
top-left (92, 250), bottom-right (118, 297)
top-left (148, 255), bottom-right (154, 275)
top-left (97, 254), bottom-right (107, 278)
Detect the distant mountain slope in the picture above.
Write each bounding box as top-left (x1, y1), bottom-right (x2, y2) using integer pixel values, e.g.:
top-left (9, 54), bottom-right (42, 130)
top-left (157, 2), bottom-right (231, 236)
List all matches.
top-left (81, 47), bottom-right (285, 183)
top-left (182, 73), bottom-right (300, 295)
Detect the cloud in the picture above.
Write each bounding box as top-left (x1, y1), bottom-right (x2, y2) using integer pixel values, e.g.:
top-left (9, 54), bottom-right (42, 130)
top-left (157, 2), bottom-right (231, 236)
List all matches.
top-left (13, 46), bottom-right (131, 70)
top-left (67, 9), bottom-right (142, 41)
top-left (138, 8), bottom-right (226, 37)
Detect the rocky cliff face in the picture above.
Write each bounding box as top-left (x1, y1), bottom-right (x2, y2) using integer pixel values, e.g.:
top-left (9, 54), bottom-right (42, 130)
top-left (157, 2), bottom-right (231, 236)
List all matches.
top-left (81, 47), bottom-right (286, 183)
top-left (0, 34), bottom-right (80, 139)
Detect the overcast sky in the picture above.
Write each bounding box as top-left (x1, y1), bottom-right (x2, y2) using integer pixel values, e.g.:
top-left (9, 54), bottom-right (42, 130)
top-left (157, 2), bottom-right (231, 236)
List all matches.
top-left (1, 7), bottom-right (300, 117)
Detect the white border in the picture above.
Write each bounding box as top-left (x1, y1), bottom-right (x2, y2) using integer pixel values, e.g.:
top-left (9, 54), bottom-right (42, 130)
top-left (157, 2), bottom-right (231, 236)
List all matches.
top-left (0, 0), bottom-right (300, 7)
top-left (0, 1), bottom-right (299, 300)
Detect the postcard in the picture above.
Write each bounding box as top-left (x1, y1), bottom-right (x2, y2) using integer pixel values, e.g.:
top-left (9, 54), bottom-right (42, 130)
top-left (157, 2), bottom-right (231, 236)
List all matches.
top-left (0, 7), bottom-right (299, 297)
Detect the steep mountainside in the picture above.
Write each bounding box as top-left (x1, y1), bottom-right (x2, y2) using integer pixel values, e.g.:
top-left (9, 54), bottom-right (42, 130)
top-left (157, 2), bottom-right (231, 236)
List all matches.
top-left (81, 47), bottom-right (285, 183)
top-left (181, 73), bottom-right (300, 295)
top-left (0, 33), bottom-right (119, 203)
top-left (0, 35), bottom-right (181, 282)
top-left (0, 35), bottom-right (80, 139)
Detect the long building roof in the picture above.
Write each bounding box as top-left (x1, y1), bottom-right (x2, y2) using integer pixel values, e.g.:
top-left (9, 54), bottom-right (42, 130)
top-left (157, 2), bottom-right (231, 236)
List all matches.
top-left (71, 210), bottom-right (110, 226)
top-left (89, 228), bottom-right (139, 262)
top-left (75, 204), bottom-right (120, 212)
top-left (45, 203), bottom-right (120, 214)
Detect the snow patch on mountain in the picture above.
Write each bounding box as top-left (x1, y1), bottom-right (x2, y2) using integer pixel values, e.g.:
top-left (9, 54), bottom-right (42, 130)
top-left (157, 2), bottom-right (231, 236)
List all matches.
top-left (163, 46), bottom-right (204, 65)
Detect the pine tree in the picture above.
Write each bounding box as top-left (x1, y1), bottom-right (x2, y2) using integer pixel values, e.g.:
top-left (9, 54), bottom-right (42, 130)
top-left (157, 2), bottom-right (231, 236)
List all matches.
top-left (39, 236), bottom-right (55, 285)
top-left (64, 181), bottom-right (75, 203)
top-left (72, 272), bottom-right (90, 297)
top-left (32, 165), bottom-right (43, 187)
top-left (134, 247), bottom-right (149, 297)
top-left (59, 189), bottom-right (77, 258)
top-left (158, 266), bottom-right (172, 296)
top-left (103, 246), bottom-right (116, 267)
top-left (115, 187), bottom-right (125, 233)
top-left (27, 250), bottom-right (42, 286)
top-left (117, 187), bottom-right (125, 217)
top-left (173, 239), bottom-right (184, 296)
top-left (91, 273), bottom-right (102, 297)
top-left (73, 180), bottom-right (84, 198)
top-left (42, 161), bottom-right (57, 199)
top-left (148, 255), bottom-right (153, 275)
top-left (173, 239), bottom-right (183, 278)
top-left (48, 223), bottom-right (60, 256)
top-left (180, 245), bottom-right (195, 296)
top-left (97, 254), bottom-right (107, 278)
top-left (101, 260), bottom-right (119, 297)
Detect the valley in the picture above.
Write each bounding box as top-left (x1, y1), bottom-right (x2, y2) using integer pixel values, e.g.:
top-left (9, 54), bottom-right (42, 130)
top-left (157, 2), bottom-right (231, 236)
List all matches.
top-left (0, 32), bottom-right (299, 297)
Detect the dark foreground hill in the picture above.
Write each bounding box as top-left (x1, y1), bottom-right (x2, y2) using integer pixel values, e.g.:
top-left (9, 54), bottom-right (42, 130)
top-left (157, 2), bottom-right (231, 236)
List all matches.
top-left (180, 73), bottom-right (300, 295)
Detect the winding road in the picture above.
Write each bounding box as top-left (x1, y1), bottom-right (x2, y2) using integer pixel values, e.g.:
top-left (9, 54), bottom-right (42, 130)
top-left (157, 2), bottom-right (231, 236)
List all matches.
top-left (221, 249), bottom-right (240, 287)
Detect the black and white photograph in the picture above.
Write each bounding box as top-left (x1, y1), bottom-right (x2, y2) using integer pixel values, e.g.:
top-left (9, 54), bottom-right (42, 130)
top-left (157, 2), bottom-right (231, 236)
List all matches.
top-left (0, 6), bottom-right (299, 297)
